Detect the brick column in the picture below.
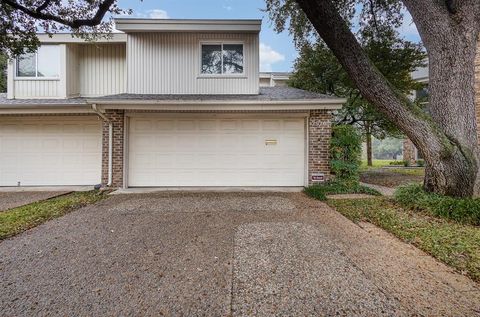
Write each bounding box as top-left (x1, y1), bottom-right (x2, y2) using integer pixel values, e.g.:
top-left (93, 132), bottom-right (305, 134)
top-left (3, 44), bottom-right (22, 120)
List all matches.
top-left (101, 109), bottom-right (124, 188)
top-left (308, 109), bottom-right (332, 185)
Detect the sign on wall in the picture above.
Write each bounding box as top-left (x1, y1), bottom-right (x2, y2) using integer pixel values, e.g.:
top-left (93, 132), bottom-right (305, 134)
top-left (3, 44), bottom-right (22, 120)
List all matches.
top-left (311, 173), bottom-right (325, 182)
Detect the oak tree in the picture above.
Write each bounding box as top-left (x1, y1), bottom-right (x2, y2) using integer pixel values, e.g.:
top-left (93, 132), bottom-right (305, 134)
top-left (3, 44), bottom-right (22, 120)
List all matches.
top-left (265, 0), bottom-right (480, 197)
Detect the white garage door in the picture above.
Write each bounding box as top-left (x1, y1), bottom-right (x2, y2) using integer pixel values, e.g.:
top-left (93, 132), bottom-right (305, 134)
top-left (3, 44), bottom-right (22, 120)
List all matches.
top-left (0, 116), bottom-right (102, 186)
top-left (128, 116), bottom-right (306, 187)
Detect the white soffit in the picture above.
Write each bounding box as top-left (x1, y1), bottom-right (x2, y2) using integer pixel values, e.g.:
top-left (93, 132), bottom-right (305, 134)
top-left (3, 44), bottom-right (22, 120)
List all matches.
top-left (114, 18), bottom-right (262, 33)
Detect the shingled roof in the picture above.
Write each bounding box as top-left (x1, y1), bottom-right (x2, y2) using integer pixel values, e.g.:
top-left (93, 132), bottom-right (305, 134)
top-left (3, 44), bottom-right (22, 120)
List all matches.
top-left (89, 87), bottom-right (336, 103)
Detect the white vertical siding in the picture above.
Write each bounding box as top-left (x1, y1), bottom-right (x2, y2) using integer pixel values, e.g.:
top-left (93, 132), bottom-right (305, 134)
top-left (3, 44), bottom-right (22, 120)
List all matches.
top-left (127, 33), bottom-right (259, 95)
top-left (13, 80), bottom-right (60, 98)
top-left (66, 44), bottom-right (80, 97)
top-left (79, 44), bottom-right (126, 97)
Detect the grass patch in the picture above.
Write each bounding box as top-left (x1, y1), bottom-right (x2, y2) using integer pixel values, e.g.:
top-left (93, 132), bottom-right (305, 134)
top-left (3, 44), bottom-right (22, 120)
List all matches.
top-left (395, 184), bottom-right (480, 226)
top-left (360, 160), bottom-right (397, 171)
top-left (305, 180), bottom-right (381, 201)
top-left (390, 168), bottom-right (425, 177)
top-left (327, 197), bottom-right (480, 282)
top-left (0, 191), bottom-right (108, 240)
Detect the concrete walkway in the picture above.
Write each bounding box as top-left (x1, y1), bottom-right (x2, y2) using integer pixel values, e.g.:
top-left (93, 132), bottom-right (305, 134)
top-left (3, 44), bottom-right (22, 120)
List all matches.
top-left (361, 182), bottom-right (396, 196)
top-left (0, 192), bottom-right (478, 316)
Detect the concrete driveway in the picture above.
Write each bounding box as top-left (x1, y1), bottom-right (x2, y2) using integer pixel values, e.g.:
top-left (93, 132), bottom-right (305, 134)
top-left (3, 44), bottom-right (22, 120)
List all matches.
top-left (0, 192), bottom-right (479, 316)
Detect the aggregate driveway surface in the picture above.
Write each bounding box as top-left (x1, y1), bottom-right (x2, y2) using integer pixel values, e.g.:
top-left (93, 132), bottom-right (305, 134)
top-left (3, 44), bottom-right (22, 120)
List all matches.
top-left (0, 192), bottom-right (479, 316)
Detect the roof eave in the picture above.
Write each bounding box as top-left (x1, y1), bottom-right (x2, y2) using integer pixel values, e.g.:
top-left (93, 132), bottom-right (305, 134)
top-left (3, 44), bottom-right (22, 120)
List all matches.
top-left (88, 98), bottom-right (345, 111)
top-left (114, 18), bottom-right (262, 33)
top-left (0, 104), bottom-right (92, 114)
top-left (36, 33), bottom-right (127, 44)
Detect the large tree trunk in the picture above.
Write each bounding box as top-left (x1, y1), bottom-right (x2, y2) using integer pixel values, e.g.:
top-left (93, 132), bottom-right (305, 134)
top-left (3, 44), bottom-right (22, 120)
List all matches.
top-left (295, 0), bottom-right (480, 197)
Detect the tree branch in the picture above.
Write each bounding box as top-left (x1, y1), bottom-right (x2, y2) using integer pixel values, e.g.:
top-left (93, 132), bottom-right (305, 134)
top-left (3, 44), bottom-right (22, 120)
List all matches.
top-left (35, 0), bottom-right (51, 13)
top-left (1, 0), bottom-right (116, 28)
top-left (294, 0), bottom-right (446, 157)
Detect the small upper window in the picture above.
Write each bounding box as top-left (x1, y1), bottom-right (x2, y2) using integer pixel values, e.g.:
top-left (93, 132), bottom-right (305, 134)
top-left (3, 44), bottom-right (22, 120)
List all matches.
top-left (16, 45), bottom-right (60, 78)
top-left (201, 43), bottom-right (243, 75)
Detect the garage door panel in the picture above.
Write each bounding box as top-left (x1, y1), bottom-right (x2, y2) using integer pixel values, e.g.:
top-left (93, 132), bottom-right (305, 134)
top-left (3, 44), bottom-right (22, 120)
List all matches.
top-left (0, 117), bottom-right (102, 186)
top-left (241, 119), bottom-right (261, 130)
top-left (176, 135), bottom-right (197, 149)
top-left (199, 120), bottom-right (217, 130)
top-left (128, 116), bottom-right (306, 187)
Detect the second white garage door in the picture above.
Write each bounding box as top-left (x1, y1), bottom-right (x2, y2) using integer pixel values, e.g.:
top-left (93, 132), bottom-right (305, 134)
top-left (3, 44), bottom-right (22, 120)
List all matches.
top-left (0, 116), bottom-right (102, 186)
top-left (128, 116), bottom-right (306, 187)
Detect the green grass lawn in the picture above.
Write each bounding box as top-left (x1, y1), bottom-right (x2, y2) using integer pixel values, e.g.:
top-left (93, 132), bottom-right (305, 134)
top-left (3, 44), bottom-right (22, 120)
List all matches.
top-left (389, 168), bottom-right (425, 177)
top-left (327, 197), bottom-right (480, 283)
top-left (360, 160), bottom-right (398, 171)
top-left (0, 191), bottom-right (107, 240)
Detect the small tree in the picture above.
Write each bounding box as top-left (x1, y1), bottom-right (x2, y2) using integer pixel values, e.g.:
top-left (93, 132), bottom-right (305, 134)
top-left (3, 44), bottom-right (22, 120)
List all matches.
top-left (330, 125), bottom-right (362, 184)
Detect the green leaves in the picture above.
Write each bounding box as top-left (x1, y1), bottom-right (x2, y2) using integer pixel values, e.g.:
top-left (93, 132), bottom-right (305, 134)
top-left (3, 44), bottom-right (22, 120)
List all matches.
top-left (395, 184), bottom-right (480, 226)
top-left (0, 1), bottom-right (129, 56)
top-left (330, 125), bottom-right (362, 181)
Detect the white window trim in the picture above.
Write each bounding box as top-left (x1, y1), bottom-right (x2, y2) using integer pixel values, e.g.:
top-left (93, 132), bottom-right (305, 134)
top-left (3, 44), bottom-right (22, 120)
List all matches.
top-left (198, 41), bottom-right (246, 77)
top-left (14, 46), bottom-right (60, 80)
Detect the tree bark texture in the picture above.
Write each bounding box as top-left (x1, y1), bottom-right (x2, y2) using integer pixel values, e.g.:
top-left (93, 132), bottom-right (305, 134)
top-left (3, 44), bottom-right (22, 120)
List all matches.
top-left (295, 0), bottom-right (480, 197)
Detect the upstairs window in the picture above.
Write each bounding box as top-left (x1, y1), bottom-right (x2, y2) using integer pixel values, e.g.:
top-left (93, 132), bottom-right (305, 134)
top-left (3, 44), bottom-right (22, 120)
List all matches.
top-left (16, 45), bottom-right (60, 78)
top-left (201, 43), bottom-right (244, 75)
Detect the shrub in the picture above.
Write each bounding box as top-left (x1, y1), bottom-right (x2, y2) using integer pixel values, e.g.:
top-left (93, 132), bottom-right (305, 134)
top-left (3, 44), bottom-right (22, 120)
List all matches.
top-left (416, 159), bottom-right (425, 167)
top-left (403, 160), bottom-right (411, 167)
top-left (330, 125), bottom-right (361, 181)
top-left (305, 180), bottom-right (381, 201)
top-left (389, 160), bottom-right (404, 166)
top-left (395, 184), bottom-right (480, 225)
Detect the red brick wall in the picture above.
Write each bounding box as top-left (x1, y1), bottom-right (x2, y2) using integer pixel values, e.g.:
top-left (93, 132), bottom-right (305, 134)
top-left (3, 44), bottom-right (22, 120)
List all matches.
top-left (101, 109), bottom-right (124, 187)
top-left (308, 109), bottom-right (332, 184)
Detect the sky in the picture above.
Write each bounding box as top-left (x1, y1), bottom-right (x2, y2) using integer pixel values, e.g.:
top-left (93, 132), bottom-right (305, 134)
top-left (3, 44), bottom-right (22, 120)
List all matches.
top-left (116, 0), bottom-right (421, 72)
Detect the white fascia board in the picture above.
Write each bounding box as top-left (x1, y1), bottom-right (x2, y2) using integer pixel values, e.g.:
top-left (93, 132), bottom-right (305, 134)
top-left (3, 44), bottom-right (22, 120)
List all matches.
top-left (114, 19), bottom-right (262, 33)
top-left (0, 104), bottom-right (92, 114)
top-left (90, 99), bottom-right (345, 111)
top-left (36, 33), bottom-right (127, 44)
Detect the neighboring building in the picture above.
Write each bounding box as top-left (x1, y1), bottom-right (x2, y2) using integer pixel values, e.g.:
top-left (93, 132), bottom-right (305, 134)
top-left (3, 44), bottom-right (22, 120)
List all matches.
top-left (259, 72), bottom-right (291, 87)
top-left (403, 63), bottom-right (429, 164)
top-left (0, 19), bottom-right (343, 188)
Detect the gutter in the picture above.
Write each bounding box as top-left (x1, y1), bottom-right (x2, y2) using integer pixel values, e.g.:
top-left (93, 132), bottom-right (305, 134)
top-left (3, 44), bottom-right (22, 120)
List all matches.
top-left (91, 104), bottom-right (113, 187)
top-left (86, 98), bottom-right (346, 107)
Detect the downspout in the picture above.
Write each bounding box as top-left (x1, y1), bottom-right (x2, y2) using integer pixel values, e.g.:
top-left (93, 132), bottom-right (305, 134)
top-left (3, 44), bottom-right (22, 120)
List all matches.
top-left (91, 104), bottom-right (113, 187)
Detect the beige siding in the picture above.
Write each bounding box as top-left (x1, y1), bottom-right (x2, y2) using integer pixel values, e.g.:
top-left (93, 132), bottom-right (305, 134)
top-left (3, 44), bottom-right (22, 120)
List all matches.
top-left (259, 77), bottom-right (272, 87)
top-left (66, 44), bottom-right (80, 97)
top-left (79, 44), bottom-right (126, 97)
top-left (13, 80), bottom-right (60, 98)
top-left (127, 33), bottom-right (259, 94)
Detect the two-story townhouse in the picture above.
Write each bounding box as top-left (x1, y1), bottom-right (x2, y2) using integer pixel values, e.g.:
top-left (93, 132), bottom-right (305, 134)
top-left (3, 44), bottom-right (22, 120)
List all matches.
top-left (0, 19), bottom-right (344, 188)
